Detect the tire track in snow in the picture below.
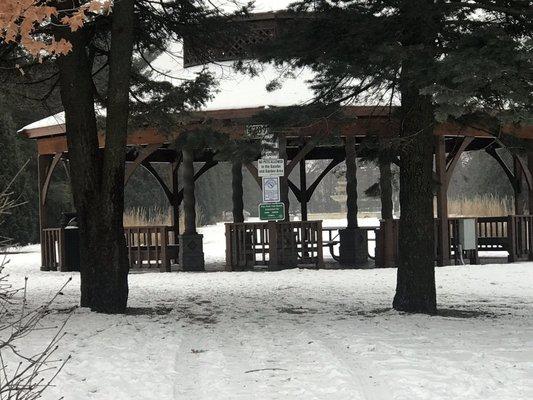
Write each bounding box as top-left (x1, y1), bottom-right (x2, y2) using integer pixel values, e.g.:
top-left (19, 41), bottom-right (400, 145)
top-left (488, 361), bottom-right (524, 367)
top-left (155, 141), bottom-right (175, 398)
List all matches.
top-left (307, 324), bottom-right (393, 400)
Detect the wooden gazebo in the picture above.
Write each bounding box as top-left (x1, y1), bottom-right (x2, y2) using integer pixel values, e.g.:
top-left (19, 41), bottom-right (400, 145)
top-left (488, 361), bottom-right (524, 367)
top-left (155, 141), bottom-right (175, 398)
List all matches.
top-left (18, 10), bottom-right (533, 272)
top-left (18, 103), bottom-right (533, 272)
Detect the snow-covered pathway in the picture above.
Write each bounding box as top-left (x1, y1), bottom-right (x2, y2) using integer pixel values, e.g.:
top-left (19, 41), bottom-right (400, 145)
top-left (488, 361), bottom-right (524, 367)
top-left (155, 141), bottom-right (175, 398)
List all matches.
top-left (4, 248), bottom-right (533, 400)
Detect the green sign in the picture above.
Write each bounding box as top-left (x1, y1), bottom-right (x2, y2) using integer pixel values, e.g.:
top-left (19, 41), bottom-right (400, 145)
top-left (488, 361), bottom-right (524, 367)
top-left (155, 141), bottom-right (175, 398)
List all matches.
top-left (259, 203), bottom-right (285, 221)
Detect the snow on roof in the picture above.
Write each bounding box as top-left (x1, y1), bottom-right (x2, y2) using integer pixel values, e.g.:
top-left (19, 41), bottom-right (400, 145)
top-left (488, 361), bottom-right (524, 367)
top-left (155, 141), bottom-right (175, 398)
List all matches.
top-left (19, 112), bottom-right (65, 132)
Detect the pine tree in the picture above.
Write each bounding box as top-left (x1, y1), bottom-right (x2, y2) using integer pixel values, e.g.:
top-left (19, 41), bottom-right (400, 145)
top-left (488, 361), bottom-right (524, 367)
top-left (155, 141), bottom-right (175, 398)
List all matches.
top-left (254, 0), bottom-right (532, 313)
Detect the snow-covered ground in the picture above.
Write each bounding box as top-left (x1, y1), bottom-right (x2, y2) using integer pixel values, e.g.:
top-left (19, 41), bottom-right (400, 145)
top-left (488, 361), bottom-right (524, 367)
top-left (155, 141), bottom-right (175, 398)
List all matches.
top-left (3, 220), bottom-right (532, 400)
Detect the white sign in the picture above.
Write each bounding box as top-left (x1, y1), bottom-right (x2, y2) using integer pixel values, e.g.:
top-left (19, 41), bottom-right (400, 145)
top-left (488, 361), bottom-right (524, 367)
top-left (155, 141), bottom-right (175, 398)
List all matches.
top-left (262, 177), bottom-right (281, 203)
top-left (258, 158), bottom-right (285, 177)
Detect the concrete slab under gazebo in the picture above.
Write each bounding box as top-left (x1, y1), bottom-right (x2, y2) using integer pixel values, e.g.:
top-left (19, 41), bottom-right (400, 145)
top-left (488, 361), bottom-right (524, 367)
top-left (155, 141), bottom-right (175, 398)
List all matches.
top-left (18, 102), bottom-right (533, 273)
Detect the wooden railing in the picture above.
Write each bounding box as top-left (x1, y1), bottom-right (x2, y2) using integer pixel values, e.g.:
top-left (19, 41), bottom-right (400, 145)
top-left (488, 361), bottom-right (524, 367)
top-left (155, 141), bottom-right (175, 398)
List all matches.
top-left (225, 221), bottom-right (324, 270)
top-left (322, 226), bottom-right (378, 261)
top-left (376, 215), bottom-right (533, 267)
top-left (42, 228), bottom-right (65, 271)
top-left (41, 225), bottom-right (178, 272)
top-left (507, 215), bottom-right (533, 262)
top-left (124, 226), bottom-right (178, 271)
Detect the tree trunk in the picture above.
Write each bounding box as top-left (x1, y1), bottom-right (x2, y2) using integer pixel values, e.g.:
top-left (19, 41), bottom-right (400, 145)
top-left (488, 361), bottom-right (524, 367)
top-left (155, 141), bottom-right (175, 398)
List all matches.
top-left (393, 74), bottom-right (437, 314)
top-left (393, 0), bottom-right (439, 314)
top-left (56, 0), bottom-right (135, 313)
top-left (93, 0), bottom-right (135, 313)
top-left (57, 28), bottom-right (102, 308)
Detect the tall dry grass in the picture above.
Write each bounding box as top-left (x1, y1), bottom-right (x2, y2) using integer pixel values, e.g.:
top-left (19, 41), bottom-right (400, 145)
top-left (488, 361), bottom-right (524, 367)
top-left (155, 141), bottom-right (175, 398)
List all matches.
top-left (123, 207), bottom-right (172, 227)
top-left (448, 195), bottom-right (512, 217)
top-left (123, 206), bottom-right (205, 229)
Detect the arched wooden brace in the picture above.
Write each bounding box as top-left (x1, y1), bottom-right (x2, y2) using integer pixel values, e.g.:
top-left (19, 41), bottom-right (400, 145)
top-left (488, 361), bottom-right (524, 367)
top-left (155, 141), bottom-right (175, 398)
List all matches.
top-left (141, 161), bottom-right (174, 202)
top-left (485, 144), bottom-right (533, 214)
top-left (141, 159), bottom-right (219, 204)
top-left (41, 153), bottom-right (63, 207)
top-left (512, 154), bottom-right (533, 191)
top-left (435, 136), bottom-right (474, 266)
top-left (140, 158), bottom-right (218, 233)
top-left (298, 156), bottom-right (345, 221)
top-left (124, 143), bottom-right (161, 185)
top-left (486, 145), bottom-right (516, 186)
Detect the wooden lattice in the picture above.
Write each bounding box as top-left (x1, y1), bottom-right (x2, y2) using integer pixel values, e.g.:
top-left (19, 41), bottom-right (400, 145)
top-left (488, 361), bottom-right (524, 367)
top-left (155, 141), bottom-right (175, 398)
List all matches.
top-left (183, 14), bottom-right (289, 67)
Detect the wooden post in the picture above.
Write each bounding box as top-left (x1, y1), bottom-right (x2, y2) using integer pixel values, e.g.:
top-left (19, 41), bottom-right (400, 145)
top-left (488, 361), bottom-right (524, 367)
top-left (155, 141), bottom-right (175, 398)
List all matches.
top-left (435, 136), bottom-right (450, 266)
top-left (527, 151), bottom-right (533, 216)
top-left (338, 136), bottom-right (367, 266)
top-left (171, 161), bottom-right (180, 237)
top-left (268, 221), bottom-right (279, 269)
top-left (182, 147), bottom-right (196, 235)
top-left (345, 136), bottom-right (358, 229)
top-left (299, 157), bottom-right (308, 221)
top-left (513, 155), bottom-right (527, 215)
top-left (232, 159), bottom-right (245, 223)
top-left (508, 215), bottom-right (517, 262)
top-left (179, 147), bottom-right (205, 271)
top-left (225, 223), bottom-right (233, 271)
top-left (279, 134), bottom-right (290, 221)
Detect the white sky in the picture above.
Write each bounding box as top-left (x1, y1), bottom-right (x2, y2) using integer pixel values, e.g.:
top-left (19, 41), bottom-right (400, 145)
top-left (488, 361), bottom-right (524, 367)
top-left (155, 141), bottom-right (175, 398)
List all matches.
top-left (20, 0), bottom-right (312, 131)
top-left (148, 0), bottom-right (315, 111)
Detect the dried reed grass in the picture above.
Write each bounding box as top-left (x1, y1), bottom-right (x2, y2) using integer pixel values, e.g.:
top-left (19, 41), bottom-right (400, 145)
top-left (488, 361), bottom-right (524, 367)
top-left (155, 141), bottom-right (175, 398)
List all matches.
top-left (448, 195), bottom-right (512, 217)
